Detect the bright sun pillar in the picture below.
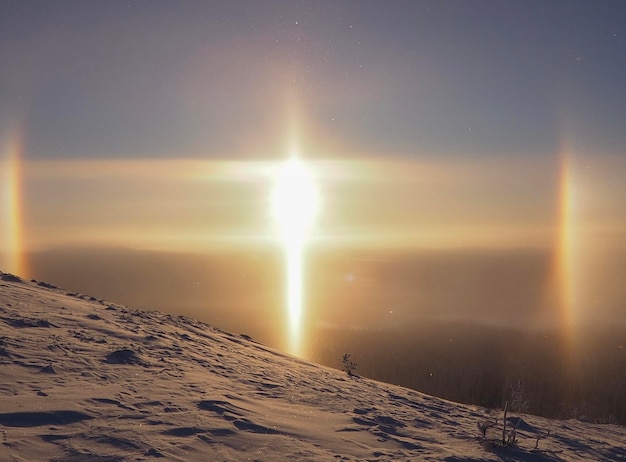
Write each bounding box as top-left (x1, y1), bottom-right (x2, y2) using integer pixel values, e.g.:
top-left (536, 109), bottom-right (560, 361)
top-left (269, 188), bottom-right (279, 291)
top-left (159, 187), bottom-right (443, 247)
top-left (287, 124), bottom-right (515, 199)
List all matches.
top-left (272, 157), bottom-right (318, 356)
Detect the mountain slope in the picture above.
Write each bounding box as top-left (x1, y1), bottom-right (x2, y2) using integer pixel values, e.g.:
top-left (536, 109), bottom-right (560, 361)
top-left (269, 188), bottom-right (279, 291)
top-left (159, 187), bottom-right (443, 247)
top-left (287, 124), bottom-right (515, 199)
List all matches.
top-left (0, 272), bottom-right (624, 461)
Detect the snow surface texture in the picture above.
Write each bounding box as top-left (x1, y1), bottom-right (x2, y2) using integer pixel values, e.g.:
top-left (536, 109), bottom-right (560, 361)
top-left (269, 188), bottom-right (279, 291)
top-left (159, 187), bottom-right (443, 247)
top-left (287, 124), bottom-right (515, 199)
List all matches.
top-left (0, 272), bottom-right (624, 461)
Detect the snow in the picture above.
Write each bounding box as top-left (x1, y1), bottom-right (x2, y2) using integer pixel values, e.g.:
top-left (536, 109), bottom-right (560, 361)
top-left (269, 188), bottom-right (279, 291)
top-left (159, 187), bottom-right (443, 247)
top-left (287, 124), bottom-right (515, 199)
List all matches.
top-left (1, 271), bottom-right (624, 461)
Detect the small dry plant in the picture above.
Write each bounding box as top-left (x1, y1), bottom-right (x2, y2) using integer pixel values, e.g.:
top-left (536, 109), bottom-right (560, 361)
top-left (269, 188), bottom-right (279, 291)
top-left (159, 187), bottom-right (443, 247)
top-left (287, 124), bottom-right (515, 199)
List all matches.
top-left (342, 353), bottom-right (357, 376)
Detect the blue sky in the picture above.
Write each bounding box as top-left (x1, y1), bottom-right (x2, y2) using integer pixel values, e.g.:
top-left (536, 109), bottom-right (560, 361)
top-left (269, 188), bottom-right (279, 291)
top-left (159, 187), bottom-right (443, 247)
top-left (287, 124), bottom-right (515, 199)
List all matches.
top-left (2, 1), bottom-right (625, 160)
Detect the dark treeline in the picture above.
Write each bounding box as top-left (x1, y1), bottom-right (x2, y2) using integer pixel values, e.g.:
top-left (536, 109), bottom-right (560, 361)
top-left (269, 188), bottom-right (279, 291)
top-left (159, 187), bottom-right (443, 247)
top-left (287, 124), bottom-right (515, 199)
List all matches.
top-left (309, 320), bottom-right (626, 426)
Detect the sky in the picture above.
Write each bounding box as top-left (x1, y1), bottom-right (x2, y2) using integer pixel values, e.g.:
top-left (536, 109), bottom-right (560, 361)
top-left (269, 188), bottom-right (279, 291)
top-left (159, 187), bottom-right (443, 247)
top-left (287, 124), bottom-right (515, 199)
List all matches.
top-left (2, 1), bottom-right (626, 355)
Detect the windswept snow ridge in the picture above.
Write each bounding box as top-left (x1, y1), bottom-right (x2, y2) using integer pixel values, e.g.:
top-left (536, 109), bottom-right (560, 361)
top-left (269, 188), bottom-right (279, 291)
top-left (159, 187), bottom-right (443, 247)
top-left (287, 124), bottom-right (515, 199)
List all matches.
top-left (0, 271), bottom-right (624, 461)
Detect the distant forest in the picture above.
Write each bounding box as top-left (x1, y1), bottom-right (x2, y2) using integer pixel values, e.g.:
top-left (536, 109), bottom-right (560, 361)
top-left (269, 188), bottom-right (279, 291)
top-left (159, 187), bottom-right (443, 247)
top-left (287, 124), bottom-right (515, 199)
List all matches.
top-left (310, 321), bottom-right (626, 426)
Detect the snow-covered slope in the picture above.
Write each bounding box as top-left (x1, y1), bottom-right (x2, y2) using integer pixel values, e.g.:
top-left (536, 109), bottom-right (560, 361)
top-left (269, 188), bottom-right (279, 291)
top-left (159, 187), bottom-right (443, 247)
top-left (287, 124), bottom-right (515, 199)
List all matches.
top-left (0, 272), bottom-right (624, 461)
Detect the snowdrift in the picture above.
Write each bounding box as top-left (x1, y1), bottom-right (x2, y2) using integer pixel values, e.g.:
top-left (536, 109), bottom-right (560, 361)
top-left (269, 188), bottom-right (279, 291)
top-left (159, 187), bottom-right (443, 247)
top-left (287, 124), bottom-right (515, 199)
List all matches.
top-left (1, 271), bottom-right (624, 461)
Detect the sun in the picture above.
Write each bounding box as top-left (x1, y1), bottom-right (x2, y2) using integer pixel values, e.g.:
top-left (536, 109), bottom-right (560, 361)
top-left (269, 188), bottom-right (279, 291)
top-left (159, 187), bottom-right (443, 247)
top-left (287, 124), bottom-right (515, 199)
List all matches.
top-left (272, 157), bottom-right (318, 242)
top-left (272, 157), bottom-right (318, 356)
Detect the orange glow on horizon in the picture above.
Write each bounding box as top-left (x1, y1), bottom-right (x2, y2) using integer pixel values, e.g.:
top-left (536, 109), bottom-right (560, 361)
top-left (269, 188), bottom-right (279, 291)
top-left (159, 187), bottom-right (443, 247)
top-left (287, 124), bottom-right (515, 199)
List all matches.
top-left (1, 127), bottom-right (29, 278)
top-left (550, 143), bottom-right (582, 372)
top-left (20, 155), bottom-right (562, 253)
top-left (557, 153), bottom-right (575, 327)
